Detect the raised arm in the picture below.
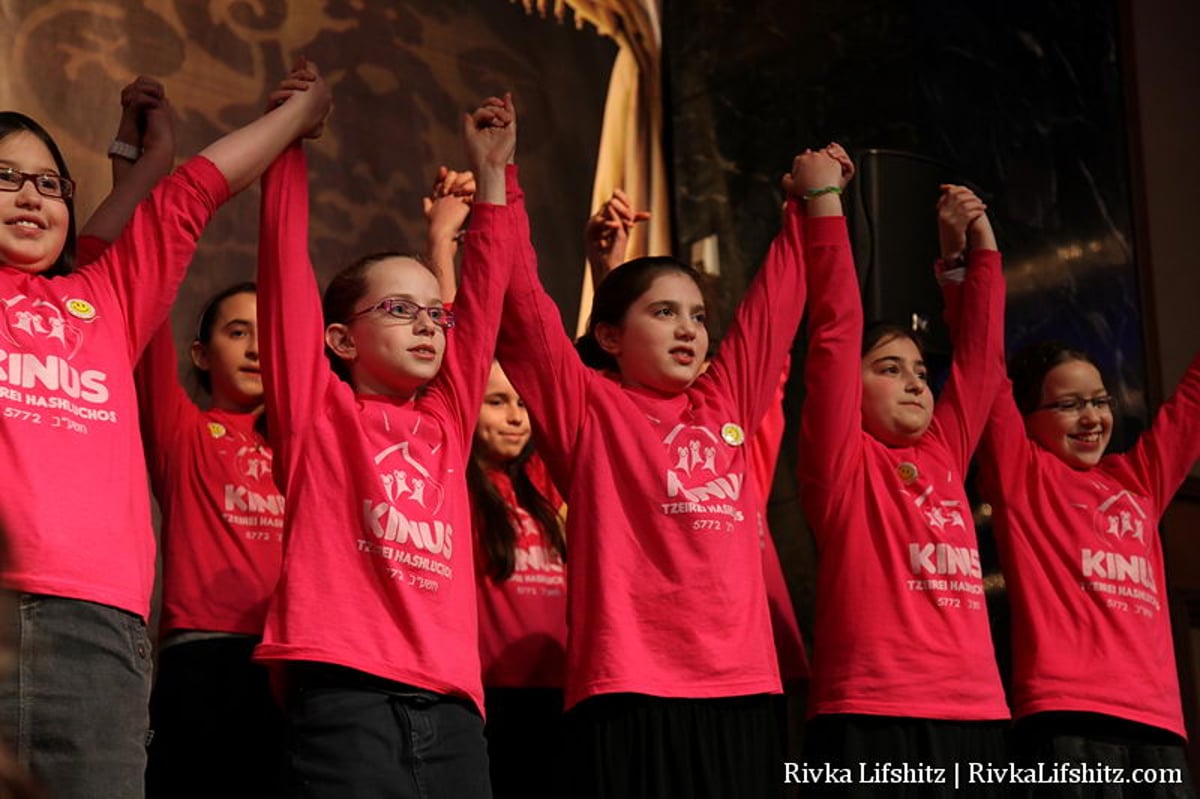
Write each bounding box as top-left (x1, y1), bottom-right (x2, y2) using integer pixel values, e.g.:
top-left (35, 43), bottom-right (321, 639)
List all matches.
top-left (930, 185), bottom-right (1006, 472)
top-left (254, 67), bottom-right (333, 449)
top-left (134, 321), bottom-right (197, 484)
top-left (702, 149), bottom-right (822, 436)
top-left (430, 95), bottom-right (522, 449)
top-left (423, 165), bottom-right (475, 304)
top-left (797, 145), bottom-right (864, 497)
top-left (82, 63), bottom-right (331, 364)
top-left (584, 188), bottom-right (650, 291)
top-left (199, 59), bottom-right (330, 194)
top-left (494, 118), bottom-right (591, 482)
top-left (256, 140), bottom-right (329, 453)
top-left (80, 76), bottom-right (175, 245)
top-left (1126, 351), bottom-right (1200, 512)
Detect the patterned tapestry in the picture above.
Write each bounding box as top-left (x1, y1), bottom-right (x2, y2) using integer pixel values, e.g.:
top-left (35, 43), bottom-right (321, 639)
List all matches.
top-left (0, 0), bottom-right (616, 360)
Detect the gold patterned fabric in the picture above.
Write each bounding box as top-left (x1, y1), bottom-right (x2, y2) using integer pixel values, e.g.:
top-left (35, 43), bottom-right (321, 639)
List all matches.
top-left (1, 0), bottom-right (613, 337)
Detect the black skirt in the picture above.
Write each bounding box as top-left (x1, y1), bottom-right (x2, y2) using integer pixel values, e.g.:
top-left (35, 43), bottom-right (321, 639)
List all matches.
top-left (484, 687), bottom-right (566, 799)
top-left (1011, 712), bottom-right (1196, 799)
top-left (566, 692), bottom-right (785, 799)
top-left (800, 713), bottom-right (1009, 798)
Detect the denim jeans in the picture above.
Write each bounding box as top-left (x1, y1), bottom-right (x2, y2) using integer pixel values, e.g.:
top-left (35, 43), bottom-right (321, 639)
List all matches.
top-left (285, 663), bottom-right (492, 799)
top-left (0, 593), bottom-right (153, 799)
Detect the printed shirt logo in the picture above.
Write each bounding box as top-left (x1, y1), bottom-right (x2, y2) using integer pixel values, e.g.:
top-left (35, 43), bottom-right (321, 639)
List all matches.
top-left (659, 423), bottom-right (745, 523)
top-left (235, 443), bottom-right (272, 480)
top-left (376, 441), bottom-right (445, 513)
top-left (1, 294), bottom-right (86, 360)
top-left (911, 482), bottom-right (967, 533)
top-left (361, 441), bottom-right (454, 561)
top-left (1078, 487), bottom-right (1158, 606)
top-left (0, 293), bottom-right (111, 410)
top-left (1094, 490), bottom-right (1148, 549)
top-left (506, 509), bottom-right (565, 597)
top-left (900, 461), bottom-right (983, 597)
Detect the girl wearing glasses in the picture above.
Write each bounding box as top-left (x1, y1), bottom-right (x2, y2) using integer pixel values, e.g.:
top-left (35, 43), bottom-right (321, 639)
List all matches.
top-left (976, 332), bottom-right (1200, 791)
top-left (0, 69), bottom-right (329, 799)
top-left (252, 78), bottom-right (518, 797)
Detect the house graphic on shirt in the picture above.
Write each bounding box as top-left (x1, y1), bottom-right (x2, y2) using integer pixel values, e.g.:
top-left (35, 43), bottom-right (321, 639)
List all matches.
top-left (1094, 490), bottom-right (1148, 549)
top-left (373, 441), bottom-right (445, 515)
top-left (0, 293), bottom-right (85, 360)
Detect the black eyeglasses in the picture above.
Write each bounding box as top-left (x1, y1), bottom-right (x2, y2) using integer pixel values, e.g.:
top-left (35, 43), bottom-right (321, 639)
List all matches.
top-left (1036, 395), bottom-right (1116, 414)
top-left (0, 167), bottom-right (75, 200)
top-left (346, 297), bottom-right (455, 328)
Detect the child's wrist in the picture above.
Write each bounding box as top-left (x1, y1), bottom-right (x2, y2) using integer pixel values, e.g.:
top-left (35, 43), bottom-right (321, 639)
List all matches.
top-left (802, 185), bottom-right (842, 201)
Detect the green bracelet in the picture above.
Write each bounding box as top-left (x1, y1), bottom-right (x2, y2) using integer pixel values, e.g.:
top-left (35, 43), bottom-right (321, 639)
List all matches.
top-left (803, 185), bottom-right (842, 200)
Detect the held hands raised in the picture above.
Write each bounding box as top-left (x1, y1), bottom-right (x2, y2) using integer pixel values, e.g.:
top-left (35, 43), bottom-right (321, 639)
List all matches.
top-left (782, 144), bottom-right (850, 217)
top-left (937, 185), bottom-right (996, 261)
top-left (424, 166), bottom-right (476, 248)
top-left (585, 188), bottom-right (650, 280)
top-left (267, 57), bottom-right (333, 140)
top-left (116, 76), bottom-right (174, 160)
top-left (464, 93), bottom-right (516, 206)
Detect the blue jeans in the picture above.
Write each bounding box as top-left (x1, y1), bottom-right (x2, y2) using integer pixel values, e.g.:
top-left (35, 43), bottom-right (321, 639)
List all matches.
top-left (0, 593), bottom-right (153, 799)
top-left (285, 663), bottom-right (492, 799)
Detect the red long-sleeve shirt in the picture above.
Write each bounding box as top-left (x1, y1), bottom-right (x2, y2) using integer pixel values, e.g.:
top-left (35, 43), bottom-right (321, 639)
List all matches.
top-left (474, 454), bottom-right (567, 689)
top-left (252, 146), bottom-right (516, 713)
top-left (0, 157), bottom-right (230, 619)
top-left (798, 216), bottom-right (1009, 720)
top-left (979, 355), bottom-right (1200, 737)
top-left (134, 323), bottom-right (283, 637)
top-left (497, 190), bottom-right (808, 709)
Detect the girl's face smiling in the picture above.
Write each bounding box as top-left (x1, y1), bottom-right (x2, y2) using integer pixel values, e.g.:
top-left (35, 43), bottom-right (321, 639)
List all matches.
top-left (475, 363), bottom-right (531, 467)
top-left (1025, 359), bottom-right (1113, 470)
top-left (0, 132), bottom-right (70, 274)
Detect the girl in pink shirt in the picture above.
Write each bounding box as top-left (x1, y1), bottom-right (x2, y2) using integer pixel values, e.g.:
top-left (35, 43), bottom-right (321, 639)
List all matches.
top-left (798, 167), bottom-right (1009, 791)
top-left (492, 142), bottom-right (822, 798)
top-left (469, 362), bottom-right (567, 799)
top-left (0, 68), bottom-right (329, 799)
top-left (254, 83), bottom-right (519, 798)
top-left (136, 282), bottom-right (286, 799)
top-left (979, 338), bottom-right (1200, 794)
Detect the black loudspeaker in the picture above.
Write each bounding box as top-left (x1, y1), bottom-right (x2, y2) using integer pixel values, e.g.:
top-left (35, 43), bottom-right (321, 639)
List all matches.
top-left (846, 149), bottom-right (971, 366)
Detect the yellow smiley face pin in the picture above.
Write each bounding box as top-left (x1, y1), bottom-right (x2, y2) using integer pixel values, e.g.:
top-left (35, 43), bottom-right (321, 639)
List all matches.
top-left (897, 461), bottom-right (919, 485)
top-left (207, 422), bottom-right (227, 439)
top-left (65, 298), bottom-right (96, 320)
top-left (721, 422), bottom-right (745, 447)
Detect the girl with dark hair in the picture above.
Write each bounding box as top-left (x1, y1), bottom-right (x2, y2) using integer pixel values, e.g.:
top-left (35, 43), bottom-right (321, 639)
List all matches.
top-left (585, 190), bottom-right (810, 696)
top-left (252, 81), bottom-right (518, 798)
top-left (136, 282), bottom-right (286, 799)
top-left (977, 329), bottom-right (1200, 791)
top-left (0, 66), bottom-right (329, 799)
top-left (491, 139), bottom-right (816, 797)
top-left (468, 362), bottom-right (567, 799)
top-left (423, 163), bottom-right (567, 798)
top-left (797, 172), bottom-right (1009, 789)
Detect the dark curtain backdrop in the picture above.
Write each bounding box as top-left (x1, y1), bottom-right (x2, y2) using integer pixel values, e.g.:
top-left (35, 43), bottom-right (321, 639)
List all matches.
top-left (666, 0), bottom-right (1147, 678)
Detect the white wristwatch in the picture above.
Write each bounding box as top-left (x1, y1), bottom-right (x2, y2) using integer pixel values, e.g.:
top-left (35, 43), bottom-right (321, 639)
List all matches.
top-left (107, 139), bottom-right (141, 162)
